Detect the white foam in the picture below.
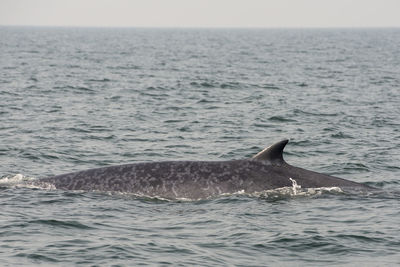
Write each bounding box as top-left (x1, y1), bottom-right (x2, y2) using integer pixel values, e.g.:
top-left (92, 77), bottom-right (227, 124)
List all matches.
top-left (254, 185), bottom-right (343, 200)
top-left (0, 173), bottom-right (35, 185)
top-left (0, 174), bottom-right (57, 190)
top-left (289, 177), bottom-right (301, 195)
top-left (241, 178), bottom-right (344, 200)
top-left (23, 181), bottom-right (57, 190)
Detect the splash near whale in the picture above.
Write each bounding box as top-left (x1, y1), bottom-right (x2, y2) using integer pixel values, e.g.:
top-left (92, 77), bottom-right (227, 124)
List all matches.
top-left (32, 140), bottom-right (372, 199)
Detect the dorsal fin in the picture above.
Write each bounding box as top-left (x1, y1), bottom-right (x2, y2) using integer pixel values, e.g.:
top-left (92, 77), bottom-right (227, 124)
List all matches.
top-left (252, 139), bottom-right (289, 164)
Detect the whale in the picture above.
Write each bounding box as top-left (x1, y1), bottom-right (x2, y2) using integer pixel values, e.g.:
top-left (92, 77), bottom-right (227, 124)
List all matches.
top-left (33, 139), bottom-right (373, 199)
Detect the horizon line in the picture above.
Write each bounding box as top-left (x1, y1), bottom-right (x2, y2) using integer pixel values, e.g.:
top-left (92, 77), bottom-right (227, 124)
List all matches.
top-left (1, 24), bottom-right (400, 30)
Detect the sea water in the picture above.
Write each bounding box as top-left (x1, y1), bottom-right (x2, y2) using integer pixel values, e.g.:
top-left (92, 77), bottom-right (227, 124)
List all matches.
top-left (1, 27), bottom-right (400, 266)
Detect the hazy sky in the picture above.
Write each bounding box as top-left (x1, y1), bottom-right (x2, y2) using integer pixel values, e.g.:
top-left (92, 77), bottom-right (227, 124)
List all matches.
top-left (1, 0), bottom-right (399, 28)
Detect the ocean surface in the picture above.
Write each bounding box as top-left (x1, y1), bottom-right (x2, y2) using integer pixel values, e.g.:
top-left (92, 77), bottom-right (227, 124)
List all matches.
top-left (1, 26), bottom-right (400, 266)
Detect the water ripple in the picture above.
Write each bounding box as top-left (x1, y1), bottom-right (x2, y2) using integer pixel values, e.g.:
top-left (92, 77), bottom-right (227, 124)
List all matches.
top-left (0, 27), bottom-right (399, 266)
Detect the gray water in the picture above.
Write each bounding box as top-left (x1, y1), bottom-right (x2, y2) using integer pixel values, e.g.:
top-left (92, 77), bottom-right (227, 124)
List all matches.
top-left (1, 26), bottom-right (400, 266)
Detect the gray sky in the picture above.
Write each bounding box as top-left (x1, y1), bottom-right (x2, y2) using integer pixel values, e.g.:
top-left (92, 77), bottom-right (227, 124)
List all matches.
top-left (1, 0), bottom-right (399, 28)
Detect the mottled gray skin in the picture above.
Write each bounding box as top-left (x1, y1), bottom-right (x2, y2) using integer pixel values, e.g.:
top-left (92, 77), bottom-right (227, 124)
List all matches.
top-left (35, 140), bottom-right (372, 199)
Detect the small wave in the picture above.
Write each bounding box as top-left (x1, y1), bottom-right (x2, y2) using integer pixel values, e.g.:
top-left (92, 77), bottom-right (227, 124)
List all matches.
top-left (23, 50), bottom-right (39, 54)
top-left (268, 116), bottom-right (296, 122)
top-left (220, 82), bottom-right (241, 89)
top-left (15, 253), bottom-right (59, 263)
top-left (372, 180), bottom-right (400, 187)
top-left (107, 65), bottom-right (141, 70)
top-left (190, 81), bottom-right (216, 88)
top-left (298, 82), bottom-right (308, 87)
top-left (293, 109), bottom-right (340, 117)
top-left (260, 83), bottom-right (280, 90)
top-left (87, 78), bottom-right (111, 82)
top-left (53, 85), bottom-right (95, 94)
top-left (331, 132), bottom-right (354, 139)
top-left (189, 81), bottom-right (242, 89)
top-left (29, 219), bottom-right (94, 230)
